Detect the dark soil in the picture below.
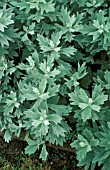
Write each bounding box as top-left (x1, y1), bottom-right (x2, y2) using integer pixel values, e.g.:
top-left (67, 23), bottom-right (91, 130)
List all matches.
top-left (0, 137), bottom-right (84, 170)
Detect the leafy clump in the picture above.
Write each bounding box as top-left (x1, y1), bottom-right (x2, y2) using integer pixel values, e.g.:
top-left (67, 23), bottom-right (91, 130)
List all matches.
top-left (0, 0), bottom-right (110, 169)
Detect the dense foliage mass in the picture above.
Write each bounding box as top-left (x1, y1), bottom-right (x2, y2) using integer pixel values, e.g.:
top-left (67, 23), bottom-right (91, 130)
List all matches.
top-left (0, 0), bottom-right (110, 169)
